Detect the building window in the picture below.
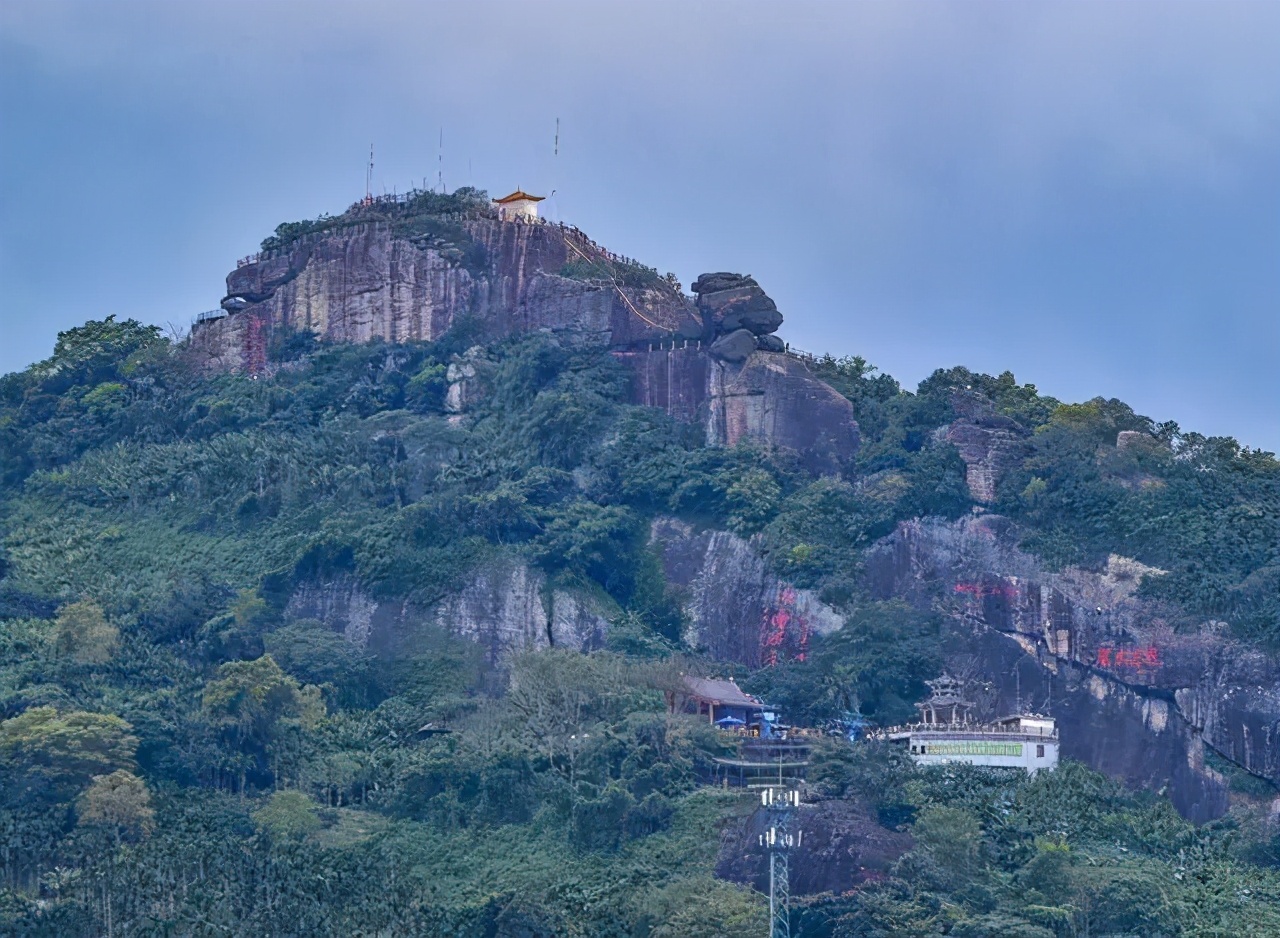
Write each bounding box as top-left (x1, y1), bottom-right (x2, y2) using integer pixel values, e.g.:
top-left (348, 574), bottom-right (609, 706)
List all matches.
top-left (910, 745), bottom-right (917, 754)
top-left (1036, 745), bottom-right (1045, 758)
top-left (919, 745), bottom-right (927, 755)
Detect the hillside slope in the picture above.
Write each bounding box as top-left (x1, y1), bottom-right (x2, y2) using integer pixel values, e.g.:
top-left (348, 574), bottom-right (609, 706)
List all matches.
top-left (1, 194), bottom-right (1278, 935)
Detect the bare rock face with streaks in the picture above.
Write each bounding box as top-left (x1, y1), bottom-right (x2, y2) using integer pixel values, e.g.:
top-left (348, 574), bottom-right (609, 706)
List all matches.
top-left (940, 390), bottom-right (1031, 503)
top-left (191, 214), bottom-right (696, 370)
top-left (650, 517), bottom-right (843, 668)
top-left (617, 269), bottom-right (860, 476)
top-left (864, 514), bottom-right (1280, 821)
top-left (192, 210), bottom-right (861, 475)
top-left (285, 560), bottom-right (608, 668)
top-left (431, 559), bottom-right (609, 666)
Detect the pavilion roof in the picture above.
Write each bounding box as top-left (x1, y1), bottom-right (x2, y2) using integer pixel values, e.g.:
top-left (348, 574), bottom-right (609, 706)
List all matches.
top-left (681, 676), bottom-right (764, 709)
top-left (493, 189), bottom-right (546, 204)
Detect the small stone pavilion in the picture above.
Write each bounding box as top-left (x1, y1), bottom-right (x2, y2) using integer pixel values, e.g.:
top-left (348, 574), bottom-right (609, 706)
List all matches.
top-left (493, 189), bottom-right (545, 221)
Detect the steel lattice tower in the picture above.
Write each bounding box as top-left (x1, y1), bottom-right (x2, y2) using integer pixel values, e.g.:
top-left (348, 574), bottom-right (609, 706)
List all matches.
top-left (759, 787), bottom-right (801, 938)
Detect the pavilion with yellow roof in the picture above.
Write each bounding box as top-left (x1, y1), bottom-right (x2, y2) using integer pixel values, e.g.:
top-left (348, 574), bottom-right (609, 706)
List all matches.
top-left (493, 188), bottom-right (545, 221)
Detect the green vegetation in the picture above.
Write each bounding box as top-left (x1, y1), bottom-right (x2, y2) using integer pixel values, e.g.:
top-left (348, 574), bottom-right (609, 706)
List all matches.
top-left (0, 317), bottom-right (1276, 934)
top-left (257, 186), bottom-right (492, 274)
top-left (795, 753), bottom-right (1280, 938)
top-left (560, 254), bottom-right (664, 290)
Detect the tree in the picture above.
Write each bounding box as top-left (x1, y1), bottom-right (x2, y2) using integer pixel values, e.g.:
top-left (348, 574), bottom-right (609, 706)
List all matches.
top-left (201, 654), bottom-right (324, 789)
top-left (263, 621), bottom-right (372, 708)
top-left (202, 655), bottom-right (324, 747)
top-left (30, 316), bottom-right (166, 395)
top-left (52, 599), bottom-right (119, 664)
top-left (77, 769), bottom-right (155, 843)
top-left (0, 707), bottom-right (139, 806)
top-left (252, 790), bottom-right (322, 839)
top-left (911, 805), bottom-right (983, 883)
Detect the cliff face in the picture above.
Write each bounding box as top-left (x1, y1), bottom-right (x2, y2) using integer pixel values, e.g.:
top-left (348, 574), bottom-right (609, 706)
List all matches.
top-left (651, 517), bottom-right (843, 668)
top-left (193, 216), bottom-right (859, 473)
top-left (717, 799), bottom-right (912, 896)
top-left (285, 559), bottom-right (609, 667)
top-left (941, 390), bottom-right (1031, 503)
top-left (614, 347), bottom-right (860, 475)
top-left (192, 216), bottom-right (696, 370)
top-left (865, 515), bottom-right (1280, 821)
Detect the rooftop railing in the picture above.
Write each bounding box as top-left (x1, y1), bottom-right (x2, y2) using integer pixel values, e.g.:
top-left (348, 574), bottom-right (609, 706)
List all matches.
top-left (877, 720), bottom-right (1058, 739)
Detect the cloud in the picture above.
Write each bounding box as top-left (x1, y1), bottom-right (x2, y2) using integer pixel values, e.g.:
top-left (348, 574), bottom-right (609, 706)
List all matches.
top-left (2, 0), bottom-right (1277, 448)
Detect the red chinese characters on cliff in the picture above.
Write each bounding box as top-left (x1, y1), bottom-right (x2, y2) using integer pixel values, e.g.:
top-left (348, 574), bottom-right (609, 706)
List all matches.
top-left (760, 586), bottom-right (811, 667)
top-left (1096, 645), bottom-right (1161, 670)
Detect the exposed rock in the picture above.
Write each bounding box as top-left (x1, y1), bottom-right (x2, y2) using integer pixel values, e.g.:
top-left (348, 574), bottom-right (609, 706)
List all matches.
top-left (431, 558), bottom-right (608, 666)
top-left (190, 217), bottom-right (696, 370)
top-left (707, 352), bottom-right (860, 476)
top-left (864, 514), bottom-right (1280, 820)
top-left (692, 272), bottom-right (757, 294)
top-left (194, 221), bottom-right (862, 478)
top-left (708, 328), bottom-right (758, 362)
top-left (285, 575), bottom-right (380, 647)
top-left (756, 334), bottom-right (785, 353)
top-left (444, 346), bottom-right (491, 414)
top-left (614, 345), bottom-right (709, 423)
top-left (617, 347), bottom-right (860, 476)
top-left (941, 392), bottom-right (1030, 503)
top-left (651, 517), bottom-right (843, 667)
top-left (692, 271), bottom-right (784, 337)
top-left (717, 798), bottom-right (911, 896)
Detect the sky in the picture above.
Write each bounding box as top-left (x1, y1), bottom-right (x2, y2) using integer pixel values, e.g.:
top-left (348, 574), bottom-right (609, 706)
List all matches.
top-left (1, 1), bottom-right (1277, 451)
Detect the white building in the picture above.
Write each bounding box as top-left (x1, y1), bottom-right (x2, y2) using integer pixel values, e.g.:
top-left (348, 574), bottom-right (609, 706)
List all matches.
top-left (883, 676), bottom-right (1060, 774)
top-left (493, 189), bottom-right (545, 221)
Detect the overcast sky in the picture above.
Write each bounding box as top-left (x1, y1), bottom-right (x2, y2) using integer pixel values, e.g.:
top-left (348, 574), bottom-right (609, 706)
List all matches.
top-left (2, 1), bottom-right (1277, 450)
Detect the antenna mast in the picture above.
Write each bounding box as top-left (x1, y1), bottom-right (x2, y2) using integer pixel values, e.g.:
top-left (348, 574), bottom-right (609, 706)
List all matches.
top-left (365, 144), bottom-right (374, 204)
top-left (437, 127), bottom-right (444, 193)
top-left (759, 787), bottom-right (801, 938)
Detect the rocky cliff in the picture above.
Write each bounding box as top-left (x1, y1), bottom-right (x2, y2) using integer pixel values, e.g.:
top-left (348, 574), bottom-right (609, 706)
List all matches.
top-left (651, 517), bottom-right (844, 667)
top-left (192, 206), bottom-right (859, 473)
top-left (865, 514), bottom-right (1280, 821)
top-left (192, 213), bottom-right (696, 370)
top-left (285, 558), bottom-right (610, 667)
top-left (940, 389), bottom-right (1031, 503)
top-left (717, 798), bottom-right (911, 896)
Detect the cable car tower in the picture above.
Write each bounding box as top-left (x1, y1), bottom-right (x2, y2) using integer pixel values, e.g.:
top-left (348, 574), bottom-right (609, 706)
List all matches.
top-left (758, 786), bottom-right (801, 938)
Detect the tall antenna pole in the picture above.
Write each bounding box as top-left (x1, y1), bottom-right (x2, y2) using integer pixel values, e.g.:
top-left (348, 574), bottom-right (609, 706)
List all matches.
top-left (437, 127), bottom-right (444, 193)
top-left (366, 144), bottom-right (374, 203)
top-left (554, 116), bottom-right (559, 157)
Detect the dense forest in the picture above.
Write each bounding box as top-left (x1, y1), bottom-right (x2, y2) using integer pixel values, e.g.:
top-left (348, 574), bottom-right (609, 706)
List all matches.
top-left (1, 316), bottom-right (1277, 936)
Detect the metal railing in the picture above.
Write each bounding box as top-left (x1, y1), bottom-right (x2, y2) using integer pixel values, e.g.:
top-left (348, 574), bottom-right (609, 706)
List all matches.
top-left (877, 720), bottom-right (1058, 739)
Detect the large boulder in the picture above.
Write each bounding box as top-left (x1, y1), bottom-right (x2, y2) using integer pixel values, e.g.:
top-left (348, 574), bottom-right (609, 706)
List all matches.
top-left (692, 271), bottom-right (784, 337)
top-left (708, 352), bottom-right (861, 476)
top-left (708, 328), bottom-right (758, 362)
top-left (717, 798), bottom-right (912, 896)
